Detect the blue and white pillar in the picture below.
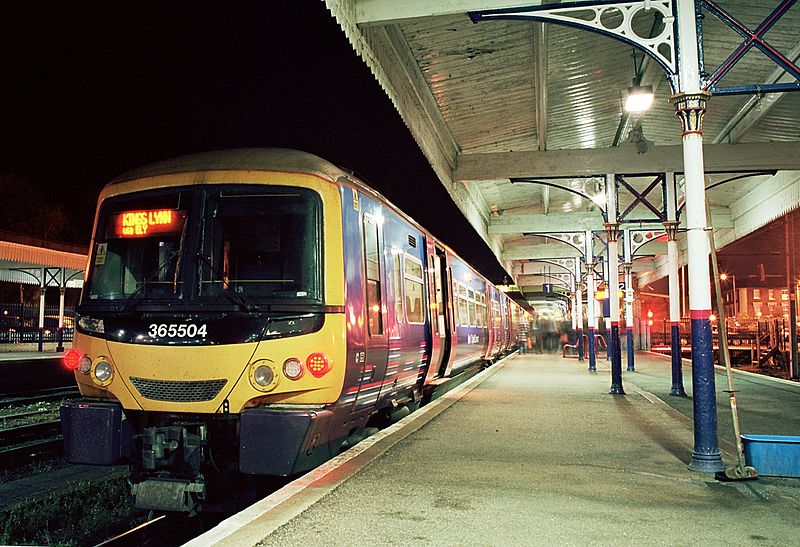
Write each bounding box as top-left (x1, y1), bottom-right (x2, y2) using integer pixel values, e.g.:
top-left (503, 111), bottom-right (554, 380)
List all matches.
top-left (665, 173), bottom-right (687, 396)
top-left (602, 255), bottom-right (612, 362)
top-left (623, 230), bottom-right (634, 373)
top-left (576, 257), bottom-right (584, 361)
top-left (570, 272), bottom-right (577, 346)
top-left (605, 175), bottom-right (624, 395)
top-left (675, 0), bottom-right (723, 473)
top-left (585, 231), bottom-right (597, 372)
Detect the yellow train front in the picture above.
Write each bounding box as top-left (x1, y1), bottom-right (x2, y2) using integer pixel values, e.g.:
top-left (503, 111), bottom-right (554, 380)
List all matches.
top-left (60, 150), bottom-right (368, 513)
top-left (61, 148), bottom-right (524, 513)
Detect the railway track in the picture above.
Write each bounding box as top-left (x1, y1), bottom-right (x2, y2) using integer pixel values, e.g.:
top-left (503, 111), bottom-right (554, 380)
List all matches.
top-left (0, 419), bottom-right (63, 470)
top-left (95, 512), bottom-right (227, 546)
top-left (0, 386), bottom-right (79, 407)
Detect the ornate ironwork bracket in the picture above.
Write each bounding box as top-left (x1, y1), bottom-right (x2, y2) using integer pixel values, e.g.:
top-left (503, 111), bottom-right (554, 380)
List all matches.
top-left (522, 258), bottom-right (579, 280)
top-left (533, 232), bottom-right (589, 255)
top-left (469, 0), bottom-right (679, 88)
top-left (629, 228), bottom-right (667, 255)
top-left (511, 177), bottom-right (607, 219)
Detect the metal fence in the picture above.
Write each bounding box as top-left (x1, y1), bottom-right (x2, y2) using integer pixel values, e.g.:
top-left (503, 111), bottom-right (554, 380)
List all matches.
top-left (0, 303), bottom-right (75, 343)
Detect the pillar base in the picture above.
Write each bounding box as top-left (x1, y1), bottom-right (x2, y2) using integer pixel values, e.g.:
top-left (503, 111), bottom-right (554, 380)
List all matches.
top-left (688, 451), bottom-right (725, 473)
top-left (669, 386), bottom-right (687, 397)
top-left (609, 324), bottom-right (624, 394)
top-left (690, 314), bottom-right (723, 474)
top-left (626, 327), bottom-right (635, 372)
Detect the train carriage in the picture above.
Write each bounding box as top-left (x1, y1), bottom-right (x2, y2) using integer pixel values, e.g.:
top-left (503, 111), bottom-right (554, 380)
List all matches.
top-left (60, 149), bottom-right (524, 513)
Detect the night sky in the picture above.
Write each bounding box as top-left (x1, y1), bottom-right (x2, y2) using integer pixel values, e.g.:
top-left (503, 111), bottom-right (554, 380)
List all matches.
top-left (0, 2), bottom-right (509, 283)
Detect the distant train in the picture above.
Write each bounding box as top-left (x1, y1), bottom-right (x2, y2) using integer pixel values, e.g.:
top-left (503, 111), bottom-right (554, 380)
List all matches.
top-left (60, 149), bottom-right (525, 513)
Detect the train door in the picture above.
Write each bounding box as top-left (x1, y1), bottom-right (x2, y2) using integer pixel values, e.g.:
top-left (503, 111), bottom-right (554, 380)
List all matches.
top-left (424, 246), bottom-right (452, 382)
top-left (485, 286), bottom-right (497, 359)
top-left (356, 212), bottom-right (389, 409)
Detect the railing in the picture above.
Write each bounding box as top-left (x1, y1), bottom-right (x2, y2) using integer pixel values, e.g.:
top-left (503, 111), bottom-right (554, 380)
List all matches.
top-left (649, 316), bottom-right (795, 371)
top-left (0, 303), bottom-right (75, 344)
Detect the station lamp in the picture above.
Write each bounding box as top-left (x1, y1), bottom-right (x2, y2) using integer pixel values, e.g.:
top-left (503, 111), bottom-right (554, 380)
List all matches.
top-left (623, 85), bottom-right (654, 113)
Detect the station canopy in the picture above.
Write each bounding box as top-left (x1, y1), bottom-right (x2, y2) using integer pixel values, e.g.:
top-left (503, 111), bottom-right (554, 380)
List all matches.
top-left (325, 0), bottom-right (800, 309)
top-left (0, 231), bottom-right (87, 288)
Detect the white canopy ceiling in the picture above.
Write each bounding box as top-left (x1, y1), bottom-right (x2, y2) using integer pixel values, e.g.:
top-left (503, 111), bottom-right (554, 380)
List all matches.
top-left (325, 0), bottom-right (800, 307)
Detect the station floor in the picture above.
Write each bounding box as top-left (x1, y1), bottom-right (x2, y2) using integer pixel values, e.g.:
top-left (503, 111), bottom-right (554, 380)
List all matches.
top-left (191, 351), bottom-right (800, 546)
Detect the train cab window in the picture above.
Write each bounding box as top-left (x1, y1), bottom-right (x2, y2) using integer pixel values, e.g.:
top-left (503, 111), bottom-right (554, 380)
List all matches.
top-left (363, 215), bottom-right (383, 336)
top-left (404, 254), bottom-right (424, 324)
top-left (199, 187), bottom-right (322, 303)
top-left (87, 191), bottom-right (189, 301)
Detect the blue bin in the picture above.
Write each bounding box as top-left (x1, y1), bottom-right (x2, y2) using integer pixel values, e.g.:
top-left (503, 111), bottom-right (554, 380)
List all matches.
top-left (741, 435), bottom-right (800, 478)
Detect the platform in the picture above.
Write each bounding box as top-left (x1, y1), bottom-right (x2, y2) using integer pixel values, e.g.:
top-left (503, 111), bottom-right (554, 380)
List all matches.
top-left (183, 352), bottom-right (800, 545)
top-left (0, 342), bottom-right (64, 360)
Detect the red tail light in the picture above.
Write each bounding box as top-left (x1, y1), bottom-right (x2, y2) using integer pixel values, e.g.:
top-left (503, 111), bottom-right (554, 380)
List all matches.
top-left (64, 349), bottom-right (81, 370)
top-left (306, 353), bottom-right (330, 378)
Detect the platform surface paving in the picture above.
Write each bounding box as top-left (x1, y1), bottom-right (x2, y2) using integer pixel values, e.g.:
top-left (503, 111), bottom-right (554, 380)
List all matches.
top-left (214, 352), bottom-right (800, 546)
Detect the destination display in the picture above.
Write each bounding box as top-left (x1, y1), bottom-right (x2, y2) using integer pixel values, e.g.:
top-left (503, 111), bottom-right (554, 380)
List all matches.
top-left (107, 209), bottom-right (186, 238)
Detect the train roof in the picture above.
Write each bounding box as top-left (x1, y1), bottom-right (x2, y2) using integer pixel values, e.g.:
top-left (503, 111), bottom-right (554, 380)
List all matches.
top-left (108, 148), bottom-right (350, 186)
top-left (99, 148), bottom-right (522, 302)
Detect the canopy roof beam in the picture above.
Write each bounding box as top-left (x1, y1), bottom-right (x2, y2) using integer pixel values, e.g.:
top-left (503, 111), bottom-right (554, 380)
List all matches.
top-left (455, 142), bottom-right (800, 180)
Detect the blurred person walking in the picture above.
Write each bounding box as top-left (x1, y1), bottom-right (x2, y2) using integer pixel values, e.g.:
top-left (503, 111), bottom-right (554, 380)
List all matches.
top-left (517, 316), bottom-right (530, 354)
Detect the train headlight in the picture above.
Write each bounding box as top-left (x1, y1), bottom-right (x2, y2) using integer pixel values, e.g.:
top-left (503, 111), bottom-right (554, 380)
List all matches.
top-left (77, 315), bottom-right (105, 335)
top-left (249, 360), bottom-right (279, 392)
top-left (91, 358), bottom-right (114, 386)
top-left (282, 358), bottom-right (304, 380)
top-left (77, 355), bottom-right (92, 375)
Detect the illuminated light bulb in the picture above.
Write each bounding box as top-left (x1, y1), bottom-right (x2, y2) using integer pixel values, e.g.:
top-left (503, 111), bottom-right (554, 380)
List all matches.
top-left (624, 86), bottom-right (654, 113)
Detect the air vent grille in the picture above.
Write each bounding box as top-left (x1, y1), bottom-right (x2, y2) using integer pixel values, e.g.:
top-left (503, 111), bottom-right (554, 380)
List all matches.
top-left (130, 377), bottom-right (227, 402)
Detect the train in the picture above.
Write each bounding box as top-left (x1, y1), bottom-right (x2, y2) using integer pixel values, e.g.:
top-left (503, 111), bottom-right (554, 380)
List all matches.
top-left (60, 149), bottom-right (526, 513)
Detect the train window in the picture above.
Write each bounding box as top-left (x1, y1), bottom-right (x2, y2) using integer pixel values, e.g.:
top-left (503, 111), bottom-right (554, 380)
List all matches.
top-left (393, 254), bottom-right (403, 323)
top-left (87, 190), bottom-right (189, 301)
top-left (363, 215), bottom-right (383, 336)
top-left (198, 187), bottom-right (322, 303)
top-left (457, 283), bottom-right (468, 327)
top-left (404, 254), bottom-right (424, 324)
top-left (467, 289), bottom-right (476, 327)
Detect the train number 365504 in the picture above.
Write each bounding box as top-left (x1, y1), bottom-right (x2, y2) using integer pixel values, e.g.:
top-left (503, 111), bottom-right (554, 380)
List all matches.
top-left (148, 323), bottom-right (208, 338)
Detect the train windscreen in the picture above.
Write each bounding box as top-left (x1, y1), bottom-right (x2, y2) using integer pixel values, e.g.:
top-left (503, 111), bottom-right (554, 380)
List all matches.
top-left (197, 187), bottom-right (322, 303)
top-left (87, 190), bottom-right (190, 302)
top-left (84, 185), bottom-right (323, 306)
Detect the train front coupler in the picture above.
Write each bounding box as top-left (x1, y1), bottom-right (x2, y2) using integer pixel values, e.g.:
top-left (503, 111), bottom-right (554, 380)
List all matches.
top-left (131, 422), bottom-right (208, 513)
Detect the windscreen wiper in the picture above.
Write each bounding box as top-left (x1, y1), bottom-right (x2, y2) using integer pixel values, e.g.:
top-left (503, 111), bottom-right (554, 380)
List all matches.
top-left (120, 250), bottom-right (180, 311)
top-left (195, 253), bottom-right (257, 312)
